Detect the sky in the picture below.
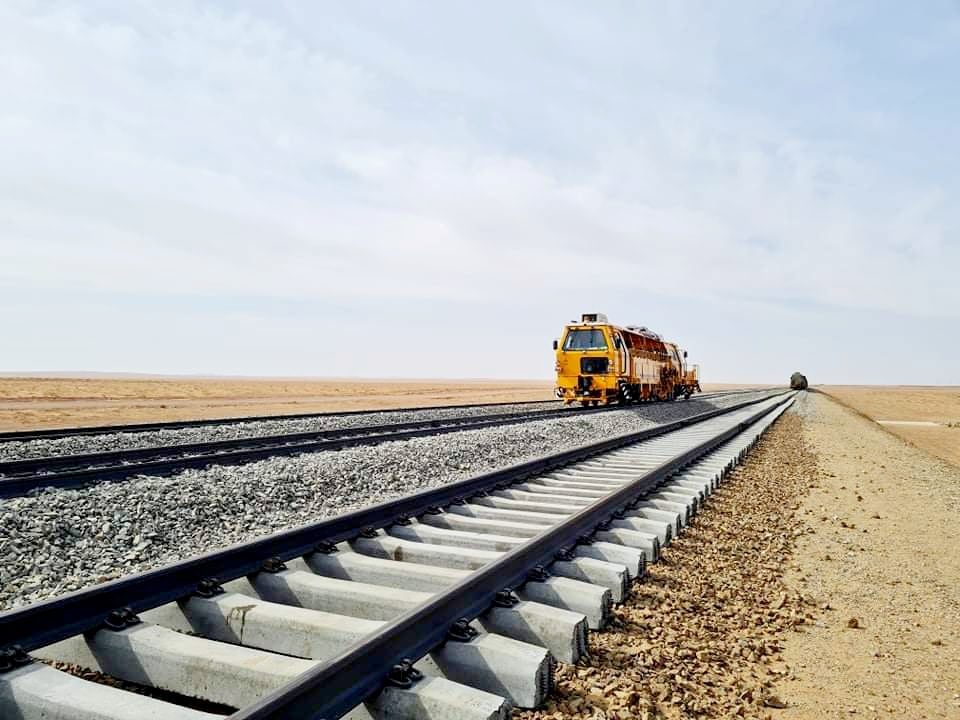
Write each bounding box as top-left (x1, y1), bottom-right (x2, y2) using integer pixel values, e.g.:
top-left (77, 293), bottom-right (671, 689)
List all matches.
top-left (1, 1), bottom-right (958, 384)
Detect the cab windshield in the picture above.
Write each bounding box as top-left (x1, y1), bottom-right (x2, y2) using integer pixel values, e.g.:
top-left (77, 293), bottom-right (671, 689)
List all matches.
top-left (563, 329), bottom-right (608, 351)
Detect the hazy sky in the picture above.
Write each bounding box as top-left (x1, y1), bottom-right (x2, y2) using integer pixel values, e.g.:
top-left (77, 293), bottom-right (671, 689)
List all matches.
top-left (2, 2), bottom-right (958, 384)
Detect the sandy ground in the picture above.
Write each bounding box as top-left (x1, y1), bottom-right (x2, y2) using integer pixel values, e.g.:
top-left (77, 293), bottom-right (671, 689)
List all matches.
top-left (517, 392), bottom-right (960, 720)
top-left (775, 393), bottom-right (960, 719)
top-left (0, 377), bottom-right (554, 430)
top-left (818, 386), bottom-right (960, 467)
top-left (0, 377), bottom-right (755, 431)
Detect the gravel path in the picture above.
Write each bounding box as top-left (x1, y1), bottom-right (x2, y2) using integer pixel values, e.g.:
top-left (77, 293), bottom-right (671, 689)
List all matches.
top-left (517, 399), bottom-right (815, 720)
top-left (0, 392), bottom-right (767, 610)
top-left (776, 392), bottom-right (960, 718)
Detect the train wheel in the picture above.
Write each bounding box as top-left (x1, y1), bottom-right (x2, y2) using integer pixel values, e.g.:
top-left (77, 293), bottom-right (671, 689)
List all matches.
top-left (580, 400), bottom-right (590, 408)
top-left (591, 400), bottom-right (599, 407)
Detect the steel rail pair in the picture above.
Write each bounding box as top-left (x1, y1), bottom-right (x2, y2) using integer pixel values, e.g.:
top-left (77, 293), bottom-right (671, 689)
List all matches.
top-left (0, 390), bottom-right (791, 716)
top-left (0, 389), bottom-right (760, 445)
top-left (0, 391), bottom-right (760, 499)
top-left (0, 399), bottom-right (559, 444)
top-left (0, 403), bottom-right (617, 499)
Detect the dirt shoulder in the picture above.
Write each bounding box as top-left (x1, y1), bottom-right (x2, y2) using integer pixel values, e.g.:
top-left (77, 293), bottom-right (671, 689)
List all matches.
top-left (774, 392), bottom-right (960, 718)
top-left (516, 393), bottom-right (960, 720)
top-left (817, 385), bottom-right (960, 467)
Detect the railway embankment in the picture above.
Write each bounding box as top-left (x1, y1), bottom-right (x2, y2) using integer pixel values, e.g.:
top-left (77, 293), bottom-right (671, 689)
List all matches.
top-left (518, 394), bottom-right (817, 719)
top-left (516, 392), bottom-right (960, 719)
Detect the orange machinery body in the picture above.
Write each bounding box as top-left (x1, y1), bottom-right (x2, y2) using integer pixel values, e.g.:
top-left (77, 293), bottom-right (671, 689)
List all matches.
top-left (554, 313), bottom-right (701, 406)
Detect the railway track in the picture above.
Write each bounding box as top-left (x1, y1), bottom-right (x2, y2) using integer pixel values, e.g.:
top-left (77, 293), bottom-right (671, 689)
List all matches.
top-left (0, 390), bottom-right (764, 499)
top-left (0, 404), bottom-right (611, 498)
top-left (0, 389), bottom-right (759, 445)
top-left (0, 390), bottom-right (794, 720)
top-left (0, 399), bottom-right (561, 444)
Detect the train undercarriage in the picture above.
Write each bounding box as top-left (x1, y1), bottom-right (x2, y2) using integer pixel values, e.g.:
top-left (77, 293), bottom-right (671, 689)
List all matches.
top-left (556, 375), bottom-right (701, 407)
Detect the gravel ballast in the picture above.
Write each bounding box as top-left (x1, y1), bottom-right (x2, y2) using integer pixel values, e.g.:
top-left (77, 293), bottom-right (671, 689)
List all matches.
top-left (0, 400), bottom-right (562, 461)
top-left (0, 392), bottom-right (770, 610)
top-left (0, 391), bottom-right (749, 462)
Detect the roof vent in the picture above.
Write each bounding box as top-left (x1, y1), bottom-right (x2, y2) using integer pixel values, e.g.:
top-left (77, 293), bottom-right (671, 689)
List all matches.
top-left (580, 313), bottom-right (608, 323)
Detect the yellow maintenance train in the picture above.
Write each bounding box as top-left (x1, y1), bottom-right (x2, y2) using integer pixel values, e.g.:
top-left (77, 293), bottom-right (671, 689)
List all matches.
top-left (554, 313), bottom-right (701, 406)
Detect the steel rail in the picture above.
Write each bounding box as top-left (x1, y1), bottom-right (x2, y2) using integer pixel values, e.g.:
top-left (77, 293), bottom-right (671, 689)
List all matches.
top-left (0, 390), bottom-right (787, 658)
top-left (0, 403), bottom-right (622, 498)
top-left (235, 391), bottom-right (795, 720)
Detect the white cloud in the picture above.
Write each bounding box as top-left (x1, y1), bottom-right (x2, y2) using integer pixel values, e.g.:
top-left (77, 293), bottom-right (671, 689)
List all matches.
top-left (1, 1), bottom-right (957, 380)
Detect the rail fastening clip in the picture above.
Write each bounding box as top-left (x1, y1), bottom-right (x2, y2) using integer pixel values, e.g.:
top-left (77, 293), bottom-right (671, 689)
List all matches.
top-left (527, 565), bottom-right (551, 582)
top-left (387, 659), bottom-right (423, 688)
top-left (0, 645), bottom-right (32, 673)
top-left (261, 557), bottom-right (287, 574)
top-left (447, 618), bottom-right (479, 642)
top-left (103, 607), bottom-right (141, 631)
top-left (493, 588), bottom-right (519, 608)
top-left (554, 546), bottom-right (576, 561)
top-left (194, 578), bottom-right (224, 598)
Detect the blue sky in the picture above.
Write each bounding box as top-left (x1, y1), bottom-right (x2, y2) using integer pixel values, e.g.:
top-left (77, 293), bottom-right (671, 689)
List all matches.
top-left (1, 1), bottom-right (958, 384)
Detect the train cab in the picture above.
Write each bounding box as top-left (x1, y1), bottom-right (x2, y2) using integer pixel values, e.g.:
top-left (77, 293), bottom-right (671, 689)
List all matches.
top-left (554, 314), bottom-right (623, 406)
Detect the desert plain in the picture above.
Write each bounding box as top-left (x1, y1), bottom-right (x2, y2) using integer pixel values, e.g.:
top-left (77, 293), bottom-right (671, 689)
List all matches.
top-left (818, 385), bottom-right (960, 466)
top-left (0, 376), bottom-right (761, 431)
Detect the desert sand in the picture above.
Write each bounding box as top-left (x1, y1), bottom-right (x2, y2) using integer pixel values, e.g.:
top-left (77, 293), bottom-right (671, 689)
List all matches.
top-left (818, 386), bottom-right (960, 466)
top-left (0, 377), bottom-right (554, 431)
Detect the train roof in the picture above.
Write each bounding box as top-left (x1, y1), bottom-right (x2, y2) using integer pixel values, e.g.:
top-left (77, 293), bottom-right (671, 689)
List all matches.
top-left (562, 314), bottom-right (688, 354)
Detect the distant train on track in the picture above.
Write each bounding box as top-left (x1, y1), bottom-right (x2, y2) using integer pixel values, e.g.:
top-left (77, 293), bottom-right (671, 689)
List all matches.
top-left (554, 313), bottom-right (701, 406)
top-left (790, 372), bottom-right (809, 390)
